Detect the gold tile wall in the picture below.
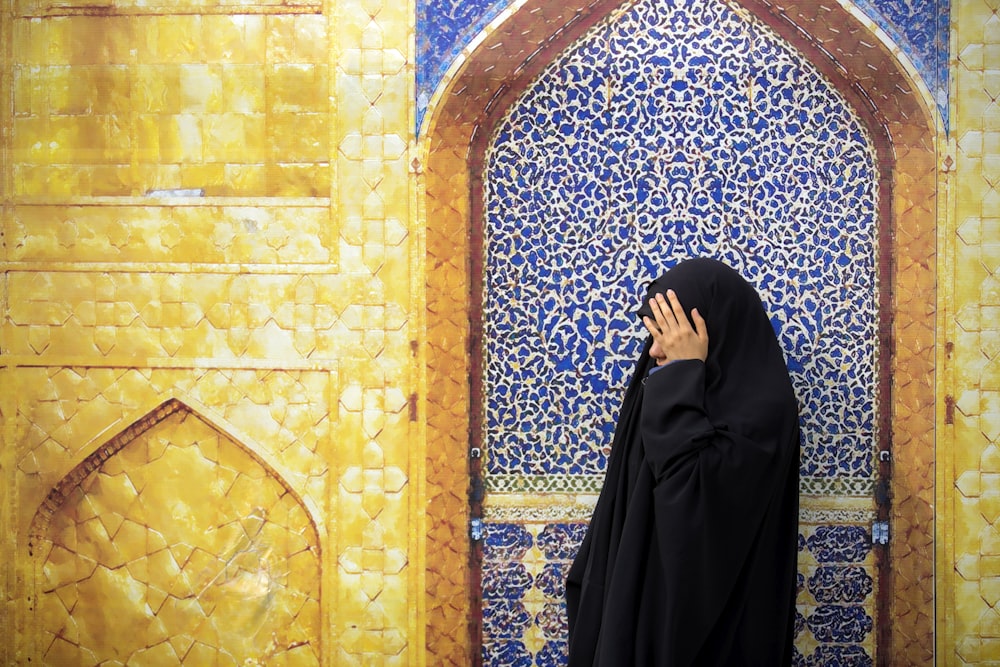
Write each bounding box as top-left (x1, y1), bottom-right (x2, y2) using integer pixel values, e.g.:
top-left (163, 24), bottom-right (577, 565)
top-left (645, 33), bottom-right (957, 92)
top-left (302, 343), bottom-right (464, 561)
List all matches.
top-left (941, 0), bottom-right (1000, 662)
top-left (12, 12), bottom-right (330, 197)
top-left (1, 0), bottom-right (423, 664)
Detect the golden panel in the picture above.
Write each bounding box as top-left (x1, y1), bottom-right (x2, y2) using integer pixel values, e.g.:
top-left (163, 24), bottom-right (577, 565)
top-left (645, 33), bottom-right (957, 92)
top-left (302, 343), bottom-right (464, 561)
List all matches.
top-left (8, 203), bottom-right (333, 264)
top-left (943, 0), bottom-right (1000, 663)
top-left (10, 14), bottom-right (331, 198)
top-left (2, 1), bottom-right (419, 664)
top-left (14, 0), bottom-right (321, 16)
top-left (6, 272), bottom-right (357, 360)
top-left (423, 143), bottom-right (474, 665)
top-left (30, 403), bottom-right (322, 665)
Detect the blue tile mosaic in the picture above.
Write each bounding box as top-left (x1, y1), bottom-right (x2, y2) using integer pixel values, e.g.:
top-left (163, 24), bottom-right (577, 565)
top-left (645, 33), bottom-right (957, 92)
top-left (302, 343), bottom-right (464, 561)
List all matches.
top-left (804, 644), bottom-right (873, 667)
top-left (416, 0), bottom-right (949, 131)
top-left (806, 525), bottom-right (873, 564)
top-left (535, 562), bottom-right (570, 598)
top-left (484, 599), bottom-right (535, 637)
top-left (483, 562), bottom-right (534, 599)
top-left (535, 640), bottom-right (569, 667)
top-left (482, 0), bottom-right (880, 487)
top-left (863, 0), bottom-right (950, 125)
top-left (466, 0), bottom-right (890, 663)
top-left (806, 605), bottom-right (874, 643)
top-left (483, 522), bottom-right (876, 664)
top-left (535, 602), bottom-right (568, 639)
top-left (482, 638), bottom-right (534, 666)
top-left (484, 521), bottom-right (535, 560)
top-left (416, 0), bottom-right (509, 129)
top-left (536, 522), bottom-right (587, 560)
top-left (808, 566), bottom-right (874, 604)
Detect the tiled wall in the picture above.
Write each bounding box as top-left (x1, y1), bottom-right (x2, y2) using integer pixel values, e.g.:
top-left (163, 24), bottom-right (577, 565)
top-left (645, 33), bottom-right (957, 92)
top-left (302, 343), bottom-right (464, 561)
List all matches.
top-left (942, 0), bottom-right (1000, 662)
top-left (422, 0), bottom-right (939, 664)
top-left (416, 0), bottom-right (950, 129)
top-left (1, 1), bottom-right (421, 664)
top-left (12, 10), bottom-right (331, 198)
top-left (2, 0), bottom-right (997, 664)
top-left (477, 1), bottom-right (882, 661)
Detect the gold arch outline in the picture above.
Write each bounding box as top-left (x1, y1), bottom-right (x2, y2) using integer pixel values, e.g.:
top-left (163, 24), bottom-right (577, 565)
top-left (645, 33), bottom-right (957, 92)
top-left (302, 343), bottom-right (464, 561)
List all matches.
top-left (27, 396), bottom-right (326, 555)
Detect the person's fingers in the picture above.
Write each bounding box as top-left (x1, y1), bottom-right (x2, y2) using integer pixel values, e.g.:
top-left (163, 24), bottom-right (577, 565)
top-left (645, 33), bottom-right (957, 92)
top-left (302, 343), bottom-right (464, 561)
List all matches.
top-left (665, 290), bottom-right (689, 330)
top-left (653, 292), bottom-right (675, 328)
top-left (641, 315), bottom-right (659, 337)
top-left (650, 296), bottom-right (669, 331)
top-left (691, 307), bottom-right (708, 343)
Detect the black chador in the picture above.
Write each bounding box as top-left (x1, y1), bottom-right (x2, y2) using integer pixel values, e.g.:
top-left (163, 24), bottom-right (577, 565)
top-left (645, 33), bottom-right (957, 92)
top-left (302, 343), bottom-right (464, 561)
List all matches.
top-left (566, 258), bottom-right (800, 666)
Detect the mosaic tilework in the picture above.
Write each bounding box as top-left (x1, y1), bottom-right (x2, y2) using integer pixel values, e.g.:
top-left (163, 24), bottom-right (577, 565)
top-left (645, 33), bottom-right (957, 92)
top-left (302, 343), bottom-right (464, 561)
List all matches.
top-left (31, 405), bottom-right (321, 666)
top-left (421, 0), bottom-right (938, 661)
top-left (480, 522), bottom-right (584, 665)
top-left (482, 0), bottom-right (880, 494)
top-left (415, 0), bottom-right (949, 130)
top-left (851, 0), bottom-right (950, 124)
top-left (482, 521), bottom-right (877, 665)
top-left (796, 525), bottom-right (876, 664)
top-left (415, 0), bottom-right (508, 123)
top-left (471, 0), bottom-right (891, 663)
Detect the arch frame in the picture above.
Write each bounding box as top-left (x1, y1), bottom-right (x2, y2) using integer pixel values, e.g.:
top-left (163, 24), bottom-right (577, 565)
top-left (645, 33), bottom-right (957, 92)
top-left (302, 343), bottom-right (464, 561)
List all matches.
top-left (27, 395), bottom-right (326, 548)
top-left (418, 0), bottom-right (939, 663)
top-left (23, 395), bottom-right (329, 663)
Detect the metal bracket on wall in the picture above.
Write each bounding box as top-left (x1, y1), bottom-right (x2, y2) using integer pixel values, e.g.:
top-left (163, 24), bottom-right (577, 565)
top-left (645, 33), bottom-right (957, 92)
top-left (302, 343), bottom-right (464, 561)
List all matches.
top-left (470, 518), bottom-right (484, 541)
top-left (872, 521), bottom-right (889, 545)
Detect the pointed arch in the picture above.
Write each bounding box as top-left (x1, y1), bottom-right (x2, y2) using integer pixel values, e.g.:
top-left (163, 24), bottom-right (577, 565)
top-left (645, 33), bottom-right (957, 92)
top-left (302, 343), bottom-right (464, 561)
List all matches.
top-left (27, 397), bottom-right (325, 665)
top-left (419, 0), bottom-right (938, 663)
top-left (28, 397), bottom-right (324, 552)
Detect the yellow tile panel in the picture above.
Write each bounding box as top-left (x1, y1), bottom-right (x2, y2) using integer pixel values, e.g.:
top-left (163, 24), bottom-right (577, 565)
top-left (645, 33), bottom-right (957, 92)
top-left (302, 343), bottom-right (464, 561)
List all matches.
top-left (221, 64), bottom-right (267, 113)
top-left (266, 14), bottom-right (328, 64)
top-left (201, 15), bottom-right (266, 65)
top-left (10, 203), bottom-right (334, 263)
top-left (10, 12), bottom-right (333, 198)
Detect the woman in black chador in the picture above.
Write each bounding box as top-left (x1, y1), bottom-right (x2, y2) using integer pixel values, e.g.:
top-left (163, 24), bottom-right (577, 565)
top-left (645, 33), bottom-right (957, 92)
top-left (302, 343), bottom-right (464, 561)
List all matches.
top-left (565, 258), bottom-right (800, 666)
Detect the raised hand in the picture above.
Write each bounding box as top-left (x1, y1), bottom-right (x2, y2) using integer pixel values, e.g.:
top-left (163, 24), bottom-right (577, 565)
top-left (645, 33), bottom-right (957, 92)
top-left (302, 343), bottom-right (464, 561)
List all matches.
top-left (642, 289), bottom-right (709, 365)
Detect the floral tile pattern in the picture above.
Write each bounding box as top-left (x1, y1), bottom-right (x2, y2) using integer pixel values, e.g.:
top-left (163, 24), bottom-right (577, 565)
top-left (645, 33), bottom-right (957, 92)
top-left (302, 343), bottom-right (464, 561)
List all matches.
top-left (483, 522), bottom-right (876, 664)
top-left (482, 0), bottom-right (880, 494)
top-left (416, 0), bottom-right (949, 130)
top-left (473, 0), bottom-right (885, 663)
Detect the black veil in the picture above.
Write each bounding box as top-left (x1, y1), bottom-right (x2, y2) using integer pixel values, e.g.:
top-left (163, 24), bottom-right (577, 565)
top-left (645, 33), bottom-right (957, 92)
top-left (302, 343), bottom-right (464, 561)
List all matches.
top-left (566, 258), bottom-right (800, 666)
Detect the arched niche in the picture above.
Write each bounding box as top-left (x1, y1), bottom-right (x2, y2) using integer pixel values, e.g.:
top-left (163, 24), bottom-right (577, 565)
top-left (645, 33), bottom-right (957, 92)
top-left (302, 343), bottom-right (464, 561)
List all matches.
top-left (419, 0), bottom-right (938, 664)
top-left (27, 398), bottom-right (324, 665)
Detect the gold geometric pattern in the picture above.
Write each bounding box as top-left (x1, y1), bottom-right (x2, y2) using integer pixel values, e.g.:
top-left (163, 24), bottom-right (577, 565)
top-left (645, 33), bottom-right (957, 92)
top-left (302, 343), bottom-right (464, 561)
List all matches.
top-left (942, 0), bottom-right (1000, 662)
top-left (32, 404), bottom-right (320, 665)
top-left (423, 141), bottom-right (473, 664)
top-left (2, 0), bottom-right (423, 664)
top-left (6, 271), bottom-right (346, 359)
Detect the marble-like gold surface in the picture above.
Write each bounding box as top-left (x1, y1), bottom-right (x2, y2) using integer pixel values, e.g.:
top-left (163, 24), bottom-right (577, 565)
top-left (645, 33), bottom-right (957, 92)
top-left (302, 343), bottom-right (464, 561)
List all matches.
top-left (33, 406), bottom-right (321, 665)
top-left (942, 0), bottom-right (1000, 662)
top-left (2, 0), bottom-right (421, 664)
top-left (12, 12), bottom-right (331, 198)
